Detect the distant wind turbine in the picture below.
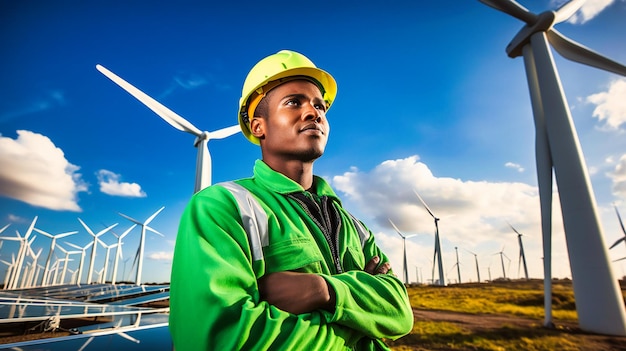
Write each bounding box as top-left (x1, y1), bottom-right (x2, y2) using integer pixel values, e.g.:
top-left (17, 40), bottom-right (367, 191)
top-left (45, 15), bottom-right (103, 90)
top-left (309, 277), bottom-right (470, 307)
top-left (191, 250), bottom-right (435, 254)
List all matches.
top-left (453, 247), bottom-right (461, 284)
top-left (96, 64), bottom-right (240, 192)
top-left (464, 249), bottom-right (481, 283)
top-left (65, 241), bottom-right (94, 285)
top-left (110, 224), bottom-right (137, 285)
top-left (480, 0), bottom-right (626, 335)
top-left (508, 223), bottom-right (529, 280)
top-left (33, 227), bottom-right (77, 287)
top-left (388, 219), bottom-right (417, 284)
top-left (118, 207), bottom-right (165, 285)
top-left (78, 219), bottom-right (118, 284)
top-left (609, 205), bottom-right (626, 252)
top-left (414, 189), bottom-right (445, 286)
top-left (494, 246), bottom-right (510, 280)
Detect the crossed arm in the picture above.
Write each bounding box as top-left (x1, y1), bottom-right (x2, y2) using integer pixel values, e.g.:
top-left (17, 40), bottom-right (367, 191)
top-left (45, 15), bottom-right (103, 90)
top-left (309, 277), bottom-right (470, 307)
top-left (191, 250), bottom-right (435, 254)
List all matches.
top-left (258, 256), bottom-right (392, 315)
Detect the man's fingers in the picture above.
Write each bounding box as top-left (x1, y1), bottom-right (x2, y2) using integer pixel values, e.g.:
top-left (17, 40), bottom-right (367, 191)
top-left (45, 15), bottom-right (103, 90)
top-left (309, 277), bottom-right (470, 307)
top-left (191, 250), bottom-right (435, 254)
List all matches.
top-left (377, 262), bottom-right (391, 275)
top-left (364, 256), bottom-right (380, 274)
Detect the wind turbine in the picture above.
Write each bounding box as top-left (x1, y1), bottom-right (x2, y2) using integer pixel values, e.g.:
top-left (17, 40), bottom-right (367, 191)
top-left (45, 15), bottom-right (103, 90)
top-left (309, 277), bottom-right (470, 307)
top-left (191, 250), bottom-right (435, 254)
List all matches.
top-left (118, 207), bottom-right (165, 285)
top-left (479, 0), bottom-right (626, 335)
top-left (55, 245), bottom-right (80, 285)
top-left (33, 227), bottom-right (77, 287)
top-left (96, 64), bottom-right (241, 193)
top-left (508, 222), bottom-right (529, 280)
top-left (453, 247), bottom-right (462, 284)
top-left (464, 249), bottom-right (481, 283)
top-left (609, 205), bottom-right (626, 252)
top-left (65, 241), bottom-right (93, 285)
top-left (388, 219), bottom-right (417, 284)
top-left (78, 218), bottom-right (118, 284)
top-left (99, 240), bottom-right (118, 284)
top-left (414, 189), bottom-right (445, 286)
top-left (494, 246), bottom-right (510, 280)
top-left (111, 224), bottom-right (137, 285)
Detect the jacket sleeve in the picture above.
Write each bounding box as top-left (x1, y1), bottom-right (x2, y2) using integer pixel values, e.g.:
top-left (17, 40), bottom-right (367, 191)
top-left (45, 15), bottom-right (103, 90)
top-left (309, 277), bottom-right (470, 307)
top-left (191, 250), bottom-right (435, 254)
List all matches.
top-left (169, 187), bottom-right (360, 351)
top-left (320, 223), bottom-right (414, 340)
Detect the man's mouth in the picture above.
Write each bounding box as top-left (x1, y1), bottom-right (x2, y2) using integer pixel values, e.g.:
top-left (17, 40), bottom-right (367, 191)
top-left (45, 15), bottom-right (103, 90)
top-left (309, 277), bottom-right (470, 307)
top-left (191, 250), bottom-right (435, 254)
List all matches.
top-left (300, 124), bottom-right (325, 135)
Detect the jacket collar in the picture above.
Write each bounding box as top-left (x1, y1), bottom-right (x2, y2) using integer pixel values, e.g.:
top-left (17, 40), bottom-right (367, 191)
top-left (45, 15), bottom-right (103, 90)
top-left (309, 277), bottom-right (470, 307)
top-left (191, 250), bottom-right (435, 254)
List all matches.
top-left (253, 160), bottom-right (341, 203)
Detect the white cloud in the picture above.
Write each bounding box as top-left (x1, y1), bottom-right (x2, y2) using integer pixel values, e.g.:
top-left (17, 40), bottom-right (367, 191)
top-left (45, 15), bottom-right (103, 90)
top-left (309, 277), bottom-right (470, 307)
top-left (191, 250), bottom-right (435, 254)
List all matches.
top-left (97, 170), bottom-right (146, 198)
top-left (0, 130), bottom-right (87, 211)
top-left (148, 251), bottom-right (173, 261)
top-left (555, 0), bottom-right (616, 24)
top-left (332, 155), bottom-right (574, 280)
top-left (608, 154), bottom-right (626, 200)
top-left (586, 79), bottom-right (626, 130)
top-left (505, 162), bottom-right (525, 173)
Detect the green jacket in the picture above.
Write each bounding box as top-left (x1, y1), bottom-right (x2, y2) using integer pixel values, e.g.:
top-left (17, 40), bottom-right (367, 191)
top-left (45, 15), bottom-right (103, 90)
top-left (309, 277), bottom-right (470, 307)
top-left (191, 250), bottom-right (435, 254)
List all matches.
top-left (170, 160), bottom-right (413, 350)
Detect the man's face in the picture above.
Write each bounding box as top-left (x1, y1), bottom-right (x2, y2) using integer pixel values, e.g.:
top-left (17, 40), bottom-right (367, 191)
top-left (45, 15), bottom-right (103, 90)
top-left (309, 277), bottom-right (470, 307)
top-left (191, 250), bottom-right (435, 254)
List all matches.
top-left (254, 79), bottom-right (329, 163)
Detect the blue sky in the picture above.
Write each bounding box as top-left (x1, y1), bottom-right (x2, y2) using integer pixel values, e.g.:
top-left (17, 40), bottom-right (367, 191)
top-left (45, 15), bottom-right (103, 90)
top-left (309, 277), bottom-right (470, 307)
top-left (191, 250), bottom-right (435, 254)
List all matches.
top-left (1, 0), bottom-right (625, 285)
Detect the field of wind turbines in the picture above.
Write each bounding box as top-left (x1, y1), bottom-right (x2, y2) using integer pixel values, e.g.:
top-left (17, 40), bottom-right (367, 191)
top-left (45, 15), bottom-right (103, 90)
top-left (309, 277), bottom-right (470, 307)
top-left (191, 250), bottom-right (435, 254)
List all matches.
top-left (2, 0), bottom-right (626, 349)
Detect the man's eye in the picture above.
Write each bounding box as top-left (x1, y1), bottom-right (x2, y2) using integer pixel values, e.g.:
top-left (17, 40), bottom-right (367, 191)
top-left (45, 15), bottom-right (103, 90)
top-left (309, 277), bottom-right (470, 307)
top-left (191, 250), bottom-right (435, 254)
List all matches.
top-left (314, 103), bottom-right (326, 111)
top-left (286, 99), bottom-right (300, 106)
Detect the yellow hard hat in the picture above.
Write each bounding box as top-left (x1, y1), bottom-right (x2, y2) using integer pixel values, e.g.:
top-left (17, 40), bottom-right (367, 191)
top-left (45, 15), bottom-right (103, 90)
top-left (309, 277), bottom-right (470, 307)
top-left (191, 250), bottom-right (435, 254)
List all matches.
top-left (238, 50), bottom-right (337, 145)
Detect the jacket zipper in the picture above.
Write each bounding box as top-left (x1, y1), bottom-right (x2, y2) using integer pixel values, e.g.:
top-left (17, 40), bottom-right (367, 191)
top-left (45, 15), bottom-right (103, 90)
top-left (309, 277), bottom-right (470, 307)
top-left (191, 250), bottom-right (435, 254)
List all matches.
top-left (288, 193), bottom-right (343, 274)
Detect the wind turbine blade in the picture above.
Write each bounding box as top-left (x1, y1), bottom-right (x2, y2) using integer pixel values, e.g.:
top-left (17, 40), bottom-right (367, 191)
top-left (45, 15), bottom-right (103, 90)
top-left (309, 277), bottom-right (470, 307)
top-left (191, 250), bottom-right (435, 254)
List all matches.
top-left (413, 189), bottom-right (436, 219)
top-left (609, 237), bottom-right (625, 250)
top-left (120, 224), bottom-right (138, 240)
top-left (615, 205), bottom-right (626, 236)
top-left (96, 64), bottom-right (203, 136)
top-left (507, 222), bottom-right (522, 235)
top-left (117, 331), bottom-right (140, 344)
top-left (0, 224), bottom-right (9, 234)
top-left (208, 125), bottom-right (241, 139)
top-left (65, 242), bottom-right (82, 250)
top-left (78, 218), bottom-right (96, 237)
top-left (33, 228), bottom-right (53, 239)
top-left (388, 218), bottom-right (406, 238)
top-left (145, 206), bottom-right (165, 225)
top-left (146, 226), bottom-right (164, 237)
top-left (553, 0), bottom-right (585, 24)
top-left (55, 231), bottom-right (78, 239)
top-left (548, 29), bottom-right (626, 77)
top-left (96, 223), bottom-right (118, 236)
top-left (24, 216), bottom-right (37, 239)
top-left (118, 212), bottom-right (142, 225)
top-left (478, 0), bottom-right (537, 24)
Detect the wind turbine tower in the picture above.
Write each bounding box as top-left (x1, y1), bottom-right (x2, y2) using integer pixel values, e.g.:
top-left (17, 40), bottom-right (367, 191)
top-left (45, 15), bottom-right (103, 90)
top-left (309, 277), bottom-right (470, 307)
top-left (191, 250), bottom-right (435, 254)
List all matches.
top-left (414, 190), bottom-right (445, 286)
top-left (465, 249), bottom-right (481, 283)
top-left (388, 219), bottom-right (417, 284)
top-left (96, 65), bottom-right (240, 193)
top-left (508, 223), bottom-right (529, 279)
top-left (454, 247), bottom-right (461, 284)
top-left (480, 0), bottom-right (626, 335)
top-left (118, 207), bottom-right (165, 285)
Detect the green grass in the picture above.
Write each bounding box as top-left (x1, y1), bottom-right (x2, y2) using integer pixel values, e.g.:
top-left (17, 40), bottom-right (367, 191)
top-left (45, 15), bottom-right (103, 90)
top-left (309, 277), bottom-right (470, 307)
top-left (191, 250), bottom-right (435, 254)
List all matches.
top-left (386, 279), bottom-right (626, 351)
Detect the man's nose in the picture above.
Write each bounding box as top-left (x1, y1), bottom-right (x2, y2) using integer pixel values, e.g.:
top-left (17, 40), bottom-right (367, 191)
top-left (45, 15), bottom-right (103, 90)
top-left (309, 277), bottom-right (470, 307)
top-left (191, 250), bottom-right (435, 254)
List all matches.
top-left (302, 102), bottom-right (323, 122)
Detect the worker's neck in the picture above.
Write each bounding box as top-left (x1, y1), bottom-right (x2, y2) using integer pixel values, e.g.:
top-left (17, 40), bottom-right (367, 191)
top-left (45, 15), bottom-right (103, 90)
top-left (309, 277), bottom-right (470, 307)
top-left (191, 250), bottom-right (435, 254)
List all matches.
top-left (263, 158), bottom-right (315, 190)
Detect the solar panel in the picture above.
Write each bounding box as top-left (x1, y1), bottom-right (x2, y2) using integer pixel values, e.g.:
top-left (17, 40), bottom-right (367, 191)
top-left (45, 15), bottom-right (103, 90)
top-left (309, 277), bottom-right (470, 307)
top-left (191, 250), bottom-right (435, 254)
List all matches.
top-left (0, 320), bottom-right (171, 351)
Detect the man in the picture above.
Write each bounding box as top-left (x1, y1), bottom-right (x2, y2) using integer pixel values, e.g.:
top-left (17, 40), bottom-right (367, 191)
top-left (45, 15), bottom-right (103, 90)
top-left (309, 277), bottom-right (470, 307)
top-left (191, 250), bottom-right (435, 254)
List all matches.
top-left (170, 50), bottom-right (413, 350)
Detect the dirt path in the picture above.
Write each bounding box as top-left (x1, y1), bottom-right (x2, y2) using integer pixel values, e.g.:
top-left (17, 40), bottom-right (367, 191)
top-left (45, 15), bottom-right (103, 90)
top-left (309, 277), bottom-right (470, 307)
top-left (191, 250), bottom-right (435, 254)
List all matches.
top-left (392, 308), bottom-right (626, 351)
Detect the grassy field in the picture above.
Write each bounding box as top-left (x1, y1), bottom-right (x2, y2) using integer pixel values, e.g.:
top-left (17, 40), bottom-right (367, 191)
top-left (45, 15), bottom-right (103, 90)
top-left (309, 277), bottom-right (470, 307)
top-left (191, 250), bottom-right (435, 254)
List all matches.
top-left (386, 279), bottom-right (626, 351)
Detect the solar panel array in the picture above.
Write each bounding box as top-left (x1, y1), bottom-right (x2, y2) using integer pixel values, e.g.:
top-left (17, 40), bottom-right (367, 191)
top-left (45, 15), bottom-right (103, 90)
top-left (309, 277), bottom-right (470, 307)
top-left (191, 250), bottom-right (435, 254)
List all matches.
top-left (0, 283), bottom-right (171, 350)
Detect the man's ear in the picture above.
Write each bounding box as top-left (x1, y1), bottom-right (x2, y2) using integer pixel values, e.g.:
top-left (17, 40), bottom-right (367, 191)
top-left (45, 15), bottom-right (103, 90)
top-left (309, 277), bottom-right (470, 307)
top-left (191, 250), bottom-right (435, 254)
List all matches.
top-left (250, 117), bottom-right (265, 139)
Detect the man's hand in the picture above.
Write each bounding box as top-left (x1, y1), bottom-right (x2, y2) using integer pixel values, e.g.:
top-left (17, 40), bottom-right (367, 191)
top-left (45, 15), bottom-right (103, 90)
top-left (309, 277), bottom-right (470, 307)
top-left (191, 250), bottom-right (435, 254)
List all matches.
top-left (364, 256), bottom-right (391, 275)
top-left (258, 271), bottom-right (335, 315)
